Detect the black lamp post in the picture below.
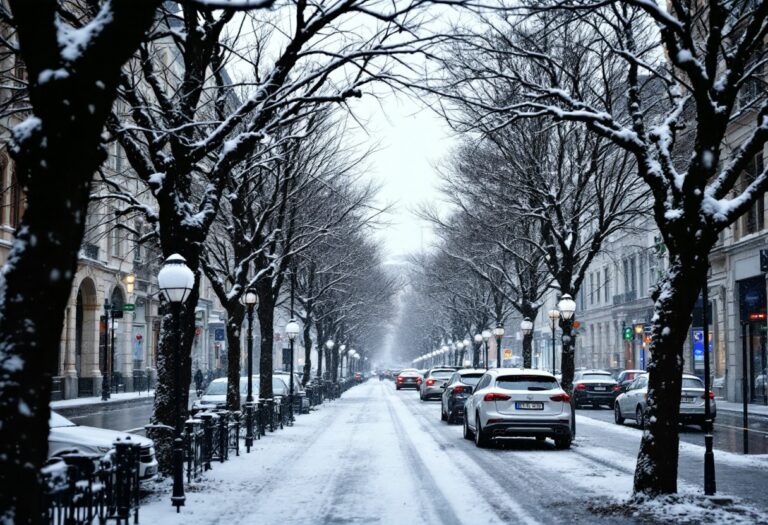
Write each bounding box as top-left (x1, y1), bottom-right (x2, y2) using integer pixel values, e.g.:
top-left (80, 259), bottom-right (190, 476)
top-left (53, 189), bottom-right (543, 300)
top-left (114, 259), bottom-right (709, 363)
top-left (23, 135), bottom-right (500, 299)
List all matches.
top-left (242, 287), bottom-right (257, 452)
top-left (548, 309), bottom-right (560, 375)
top-left (702, 264), bottom-right (716, 494)
top-left (338, 344), bottom-right (346, 380)
top-left (325, 340), bottom-right (334, 380)
top-left (158, 253), bottom-right (195, 512)
top-left (285, 318), bottom-right (300, 425)
top-left (473, 333), bottom-right (482, 368)
top-left (493, 323), bottom-right (505, 368)
top-left (101, 299), bottom-right (111, 401)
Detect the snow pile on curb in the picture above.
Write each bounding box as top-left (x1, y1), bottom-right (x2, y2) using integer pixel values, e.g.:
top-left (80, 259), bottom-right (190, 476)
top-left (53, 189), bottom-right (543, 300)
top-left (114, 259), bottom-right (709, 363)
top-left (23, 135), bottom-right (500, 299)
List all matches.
top-left (591, 494), bottom-right (768, 525)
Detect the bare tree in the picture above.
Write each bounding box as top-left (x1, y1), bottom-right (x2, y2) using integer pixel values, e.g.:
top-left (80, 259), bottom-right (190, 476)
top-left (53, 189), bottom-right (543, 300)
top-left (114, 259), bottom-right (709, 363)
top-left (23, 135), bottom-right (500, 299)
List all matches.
top-left (437, 0), bottom-right (768, 495)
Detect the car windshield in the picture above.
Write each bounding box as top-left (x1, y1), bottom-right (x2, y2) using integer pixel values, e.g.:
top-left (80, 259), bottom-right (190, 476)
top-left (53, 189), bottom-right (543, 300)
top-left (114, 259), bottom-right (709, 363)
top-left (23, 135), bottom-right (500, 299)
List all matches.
top-left (205, 381), bottom-right (228, 395)
top-left (579, 373), bottom-right (613, 381)
top-left (50, 412), bottom-right (76, 428)
top-left (683, 377), bottom-right (704, 389)
top-left (430, 370), bottom-right (454, 378)
top-left (273, 378), bottom-right (288, 394)
top-left (459, 373), bottom-right (483, 385)
top-left (496, 375), bottom-right (558, 391)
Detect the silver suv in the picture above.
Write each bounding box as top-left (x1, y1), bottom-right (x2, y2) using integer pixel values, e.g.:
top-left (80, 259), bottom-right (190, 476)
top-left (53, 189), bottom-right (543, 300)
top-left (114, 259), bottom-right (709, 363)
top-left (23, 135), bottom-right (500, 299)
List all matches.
top-left (419, 367), bottom-right (459, 400)
top-left (463, 368), bottom-right (573, 449)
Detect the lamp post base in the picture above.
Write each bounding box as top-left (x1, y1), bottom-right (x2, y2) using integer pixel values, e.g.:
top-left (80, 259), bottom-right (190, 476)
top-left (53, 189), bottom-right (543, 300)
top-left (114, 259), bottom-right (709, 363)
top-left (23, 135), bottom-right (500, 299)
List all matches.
top-left (245, 402), bottom-right (254, 452)
top-left (704, 428), bottom-right (716, 495)
top-left (171, 436), bottom-right (186, 511)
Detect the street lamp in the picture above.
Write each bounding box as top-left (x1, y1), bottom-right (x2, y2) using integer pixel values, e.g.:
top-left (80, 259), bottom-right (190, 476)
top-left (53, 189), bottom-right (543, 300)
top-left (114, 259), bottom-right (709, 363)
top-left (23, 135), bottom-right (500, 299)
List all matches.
top-left (339, 344), bottom-right (346, 380)
top-left (548, 309), bottom-right (560, 375)
top-left (473, 333), bottom-right (482, 368)
top-left (557, 294), bottom-right (576, 320)
top-left (455, 341), bottom-right (464, 366)
top-left (157, 253), bottom-right (195, 512)
top-left (325, 340), bottom-right (334, 380)
top-left (240, 287), bottom-right (257, 452)
top-left (481, 329), bottom-right (491, 369)
top-left (520, 318), bottom-right (533, 369)
top-left (285, 318), bottom-right (300, 424)
top-left (493, 323), bottom-right (505, 368)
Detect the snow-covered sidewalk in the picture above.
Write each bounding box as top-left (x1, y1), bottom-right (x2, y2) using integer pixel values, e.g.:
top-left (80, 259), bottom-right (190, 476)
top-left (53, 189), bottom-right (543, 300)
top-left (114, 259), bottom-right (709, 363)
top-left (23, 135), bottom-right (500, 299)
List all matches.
top-left (716, 399), bottom-right (768, 418)
top-left (51, 389), bottom-right (156, 410)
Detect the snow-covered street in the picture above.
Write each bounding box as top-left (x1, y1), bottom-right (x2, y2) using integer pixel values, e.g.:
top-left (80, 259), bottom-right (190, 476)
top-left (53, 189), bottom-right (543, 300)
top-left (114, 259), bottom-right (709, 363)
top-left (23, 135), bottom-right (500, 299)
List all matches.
top-left (141, 381), bottom-right (768, 525)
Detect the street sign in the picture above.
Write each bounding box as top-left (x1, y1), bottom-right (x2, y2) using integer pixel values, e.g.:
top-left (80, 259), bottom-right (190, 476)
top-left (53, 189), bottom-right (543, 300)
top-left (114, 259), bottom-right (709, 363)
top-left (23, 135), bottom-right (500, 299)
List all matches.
top-left (123, 303), bottom-right (135, 312)
top-left (214, 328), bottom-right (225, 342)
top-left (503, 349), bottom-right (512, 360)
top-left (761, 249), bottom-right (768, 272)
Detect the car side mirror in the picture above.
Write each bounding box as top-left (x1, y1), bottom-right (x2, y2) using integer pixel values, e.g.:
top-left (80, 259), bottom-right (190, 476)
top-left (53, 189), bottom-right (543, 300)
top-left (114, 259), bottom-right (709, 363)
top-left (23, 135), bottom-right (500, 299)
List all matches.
top-left (441, 382), bottom-right (448, 388)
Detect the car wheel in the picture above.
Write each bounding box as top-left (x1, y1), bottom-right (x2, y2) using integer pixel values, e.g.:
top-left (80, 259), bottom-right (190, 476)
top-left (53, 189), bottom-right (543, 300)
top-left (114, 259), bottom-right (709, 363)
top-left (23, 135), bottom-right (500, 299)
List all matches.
top-left (554, 436), bottom-right (572, 449)
top-left (614, 403), bottom-right (625, 425)
top-left (636, 406), bottom-right (645, 429)
top-left (396, 386), bottom-right (400, 390)
top-left (463, 416), bottom-right (474, 440)
top-left (474, 415), bottom-right (491, 448)
top-left (441, 407), bottom-right (447, 421)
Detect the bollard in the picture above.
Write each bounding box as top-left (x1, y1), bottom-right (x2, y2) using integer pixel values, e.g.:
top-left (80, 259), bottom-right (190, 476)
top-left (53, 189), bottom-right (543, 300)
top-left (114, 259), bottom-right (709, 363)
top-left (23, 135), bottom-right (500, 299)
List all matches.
top-left (218, 411), bottom-right (228, 462)
top-left (200, 413), bottom-right (214, 471)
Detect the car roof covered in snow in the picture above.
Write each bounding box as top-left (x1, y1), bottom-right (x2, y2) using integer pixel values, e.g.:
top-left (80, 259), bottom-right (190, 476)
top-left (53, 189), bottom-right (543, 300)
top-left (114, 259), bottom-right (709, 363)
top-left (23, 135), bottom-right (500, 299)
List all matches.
top-left (485, 368), bottom-right (555, 378)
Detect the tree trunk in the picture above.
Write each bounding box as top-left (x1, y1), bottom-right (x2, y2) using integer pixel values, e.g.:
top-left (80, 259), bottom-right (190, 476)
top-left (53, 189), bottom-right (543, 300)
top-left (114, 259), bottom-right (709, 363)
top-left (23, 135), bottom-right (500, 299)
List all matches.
top-left (633, 257), bottom-right (704, 495)
top-left (225, 304), bottom-right (245, 410)
top-left (148, 282), bottom-right (199, 473)
top-left (331, 350), bottom-right (339, 382)
top-left (0, 3), bottom-right (158, 520)
top-left (522, 333), bottom-right (533, 368)
top-left (257, 290), bottom-right (275, 399)
top-left (302, 322), bottom-right (312, 386)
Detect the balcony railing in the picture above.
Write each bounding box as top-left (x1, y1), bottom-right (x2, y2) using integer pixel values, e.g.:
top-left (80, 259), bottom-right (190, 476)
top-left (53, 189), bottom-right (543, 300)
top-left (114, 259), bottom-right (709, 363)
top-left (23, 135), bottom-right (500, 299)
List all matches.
top-left (612, 290), bottom-right (638, 305)
top-left (80, 242), bottom-right (99, 260)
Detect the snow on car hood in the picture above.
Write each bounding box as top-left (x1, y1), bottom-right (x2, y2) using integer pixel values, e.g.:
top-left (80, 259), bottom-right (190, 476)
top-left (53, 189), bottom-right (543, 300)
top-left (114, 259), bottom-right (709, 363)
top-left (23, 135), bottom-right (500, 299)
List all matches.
top-left (50, 425), bottom-right (153, 450)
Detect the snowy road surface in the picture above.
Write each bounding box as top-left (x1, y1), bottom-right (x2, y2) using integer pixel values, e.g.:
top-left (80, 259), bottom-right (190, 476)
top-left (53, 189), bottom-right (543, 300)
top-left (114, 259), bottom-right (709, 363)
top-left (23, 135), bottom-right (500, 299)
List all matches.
top-left (142, 381), bottom-right (768, 525)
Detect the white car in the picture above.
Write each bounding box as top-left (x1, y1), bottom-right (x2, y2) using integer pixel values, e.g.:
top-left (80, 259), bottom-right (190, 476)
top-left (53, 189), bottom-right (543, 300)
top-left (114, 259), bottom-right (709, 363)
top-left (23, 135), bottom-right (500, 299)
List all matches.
top-left (463, 368), bottom-right (573, 449)
top-left (191, 375), bottom-right (291, 414)
top-left (273, 372), bottom-right (310, 413)
top-left (614, 373), bottom-right (717, 430)
top-left (49, 411), bottom-right (159, 481)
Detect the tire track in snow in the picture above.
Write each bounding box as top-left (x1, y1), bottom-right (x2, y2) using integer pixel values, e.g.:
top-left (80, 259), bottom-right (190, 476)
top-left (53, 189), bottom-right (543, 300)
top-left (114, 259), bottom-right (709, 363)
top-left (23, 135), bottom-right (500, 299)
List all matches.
top-left (383, 384), bottom-right (544, 525)
top-left (394, 387), bottom-right (635, 524)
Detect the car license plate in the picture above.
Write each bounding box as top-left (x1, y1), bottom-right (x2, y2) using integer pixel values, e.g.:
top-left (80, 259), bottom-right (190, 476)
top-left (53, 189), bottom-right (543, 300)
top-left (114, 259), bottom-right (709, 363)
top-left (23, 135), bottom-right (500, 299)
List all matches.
top-left (681, 397), bottom-right (695, 404)
top-left (594, 386), bottom-right (606, 391)
top-left (515, 401), bottom-right (544, 410)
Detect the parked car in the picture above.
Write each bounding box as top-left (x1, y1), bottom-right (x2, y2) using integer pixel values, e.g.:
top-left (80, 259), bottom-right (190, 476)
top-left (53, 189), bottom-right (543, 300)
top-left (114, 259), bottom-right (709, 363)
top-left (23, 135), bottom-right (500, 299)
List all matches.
top-left (614, 373), bottom-right (716, 430)
top-left (419, 367), bottom-right (459, 400)
top-left (573, 370), bottom-right (620, 408)
top-left (273, 372), bottom-right (309, 413)
top-left (463, 368), bottom-right (573, 449)
top-left (354, 372), bottom-right (363, 382)
top-left (49, 411), bottom-right (159, 482)
top-left (616, 369), bottom-right (646, 390)
top-left (191, 375), bottom-right (290, 414)
top-left (396, 368), bottom-right (422, 390)
top-left (441, 369), bottom-right (485, 423)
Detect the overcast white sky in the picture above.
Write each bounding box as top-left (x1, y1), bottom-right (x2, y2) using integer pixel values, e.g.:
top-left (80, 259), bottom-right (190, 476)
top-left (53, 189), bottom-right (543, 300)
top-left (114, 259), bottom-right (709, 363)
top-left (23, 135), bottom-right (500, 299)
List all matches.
top-left (350, 92), bottom-right (454, 263)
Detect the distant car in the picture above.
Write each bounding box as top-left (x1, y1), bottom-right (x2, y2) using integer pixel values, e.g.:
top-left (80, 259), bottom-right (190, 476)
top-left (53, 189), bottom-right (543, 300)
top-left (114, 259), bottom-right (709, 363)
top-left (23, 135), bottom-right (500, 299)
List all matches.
top-left (441, 369), bottom-right (484, 423)
top-left (573, 370), bottom-right (620, 408)
top-left (616, 369), bottom-right (646, 391)
top-left (419, 367), bottom-right (459, 400)
top-left (49, 412), bottom-right (159, 482)
top-left (396, 369), bottom-right (422, 390)
top-left (354, 372), bottom-right (363, 382)
top-left (615, 373), bottom-right (716, 430)
top-left (463, 368), bottom-right (573, 449)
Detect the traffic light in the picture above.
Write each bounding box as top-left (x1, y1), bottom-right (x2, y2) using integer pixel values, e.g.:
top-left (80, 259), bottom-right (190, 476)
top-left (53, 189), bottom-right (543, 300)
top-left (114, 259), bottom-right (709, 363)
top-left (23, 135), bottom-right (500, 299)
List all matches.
top-left (623, 326), bottom-right (633, 341)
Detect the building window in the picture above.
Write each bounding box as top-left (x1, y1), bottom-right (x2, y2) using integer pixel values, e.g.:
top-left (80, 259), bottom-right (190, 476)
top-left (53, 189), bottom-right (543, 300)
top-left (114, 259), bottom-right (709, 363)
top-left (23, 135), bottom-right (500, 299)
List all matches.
top-left (638, 254), bottom-right (646, 297)
top-left (589, 273), bottom-right (595, 305)
top-left (603, 267), bottom-right (609, 303)
top-left (13, 56), bottom-right (27, 83)
top-left (9, 167), bottom-right (24, 228)
top-left (742, 153), bottom-right (765, 236)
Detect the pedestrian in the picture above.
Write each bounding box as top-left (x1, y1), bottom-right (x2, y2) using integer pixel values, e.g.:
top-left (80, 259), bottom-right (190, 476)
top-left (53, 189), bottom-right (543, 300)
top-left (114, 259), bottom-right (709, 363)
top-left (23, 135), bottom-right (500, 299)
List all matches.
top-left (195, 368), bottom-right (204, 397)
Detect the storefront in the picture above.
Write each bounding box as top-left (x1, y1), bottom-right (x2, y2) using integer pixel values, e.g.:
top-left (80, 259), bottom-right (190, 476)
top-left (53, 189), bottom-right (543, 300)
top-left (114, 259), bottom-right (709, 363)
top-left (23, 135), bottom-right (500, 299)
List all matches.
top-left (738, 276), bottom-right (767, 404)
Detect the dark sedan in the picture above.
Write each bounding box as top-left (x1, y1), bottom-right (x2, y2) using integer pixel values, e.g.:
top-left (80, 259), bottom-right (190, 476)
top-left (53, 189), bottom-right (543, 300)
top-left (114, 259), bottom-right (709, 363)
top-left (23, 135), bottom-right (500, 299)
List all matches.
top-left (573, 370), bottom-right (620, 408)
top-left (396, 369), bottom-right (422, 390)
top-left (441, 369), bottom-right (484, 423)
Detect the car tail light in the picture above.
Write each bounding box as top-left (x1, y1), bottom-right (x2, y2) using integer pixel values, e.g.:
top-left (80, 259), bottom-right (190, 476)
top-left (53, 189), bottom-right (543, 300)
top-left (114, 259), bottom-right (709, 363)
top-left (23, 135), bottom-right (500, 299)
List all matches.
top-left (576, 383), bottom-right (587, 390)
top-left (417, 377), bottom-right (422, 384)
top-left (612, 385), bottom-right (621, 391)
top-left (453, 386), bottom-right (464, 395)
top-left (397, 376), bottom-right (404, 383)
top-left (427, 379), bottom-right (436, 386)
top-left (484, 392), bottom-right (511, 401)
top-left (701, 391), bottom-right (715, 400)
top-left (550, 393), bottom-right (571, 402)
